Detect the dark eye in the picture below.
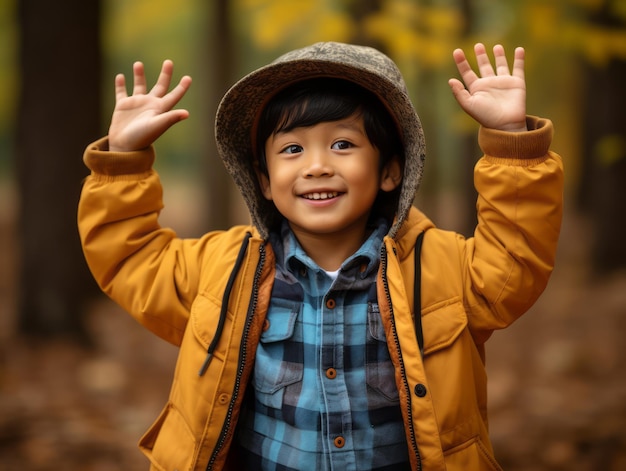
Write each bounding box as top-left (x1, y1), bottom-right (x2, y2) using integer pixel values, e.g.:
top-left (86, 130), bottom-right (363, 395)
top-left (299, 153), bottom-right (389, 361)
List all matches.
top-left (331, 140), bottom-right (353, 150)
top-left (281, 144), bottom-right (303, 154)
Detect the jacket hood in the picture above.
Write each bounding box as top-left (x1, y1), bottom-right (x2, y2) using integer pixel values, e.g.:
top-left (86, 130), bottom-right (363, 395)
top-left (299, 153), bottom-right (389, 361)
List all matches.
top-left (215, 41), bottom-right (425, 239)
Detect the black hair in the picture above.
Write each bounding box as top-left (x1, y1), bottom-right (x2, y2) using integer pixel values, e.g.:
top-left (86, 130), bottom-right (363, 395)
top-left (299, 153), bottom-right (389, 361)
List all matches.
top-left (255, 77), bottom-right (404, 224)
top-left (256, 78), bottom-right (403, 173)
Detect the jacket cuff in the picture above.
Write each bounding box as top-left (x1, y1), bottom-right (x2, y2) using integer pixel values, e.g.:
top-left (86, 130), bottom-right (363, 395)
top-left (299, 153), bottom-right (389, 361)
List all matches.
top-left (478, 116), bottom-right (553, 161)
top-left (83, 137), bottom-right (156, 176)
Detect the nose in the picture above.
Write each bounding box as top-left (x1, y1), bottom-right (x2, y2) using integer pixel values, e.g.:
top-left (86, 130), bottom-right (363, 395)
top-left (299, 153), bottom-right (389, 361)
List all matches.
top-left (302, 148), bottom-right (334, 178)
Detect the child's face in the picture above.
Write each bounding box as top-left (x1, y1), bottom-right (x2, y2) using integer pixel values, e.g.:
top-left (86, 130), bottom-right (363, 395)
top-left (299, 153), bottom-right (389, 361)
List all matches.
top-left (258, 113), bottom-right (400, 245)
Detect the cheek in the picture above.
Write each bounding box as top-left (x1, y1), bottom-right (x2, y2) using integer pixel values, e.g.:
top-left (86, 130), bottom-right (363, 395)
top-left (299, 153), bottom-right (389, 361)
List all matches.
top-left (262, 162), bottom-right (296, 199)
top-left (346, 161), bottom-right (382, 192)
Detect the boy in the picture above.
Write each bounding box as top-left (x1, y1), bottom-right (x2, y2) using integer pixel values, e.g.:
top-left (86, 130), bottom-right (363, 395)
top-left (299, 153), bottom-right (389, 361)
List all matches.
top-left (78, 42), bottom-right (563, 470)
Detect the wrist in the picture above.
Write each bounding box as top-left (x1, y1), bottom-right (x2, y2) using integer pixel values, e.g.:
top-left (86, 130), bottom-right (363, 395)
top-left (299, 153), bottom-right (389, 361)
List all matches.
top-left (108, 140), bottom-right (146, 153)
top-left (497, 119), bottom-right (528, 133)
top-left (503, 125), bottom-right (528, 133)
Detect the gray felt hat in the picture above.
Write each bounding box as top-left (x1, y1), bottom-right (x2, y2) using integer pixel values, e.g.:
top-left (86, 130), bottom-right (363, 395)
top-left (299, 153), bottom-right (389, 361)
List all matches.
top-left (215, 41), bottom-right (425, 239)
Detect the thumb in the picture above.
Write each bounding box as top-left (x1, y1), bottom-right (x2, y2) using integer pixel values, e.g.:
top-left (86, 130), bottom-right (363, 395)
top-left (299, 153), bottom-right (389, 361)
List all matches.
top-left (153, 109), bottom-right (190, 133)
top-left (448, 78), bottom-right (470, 106)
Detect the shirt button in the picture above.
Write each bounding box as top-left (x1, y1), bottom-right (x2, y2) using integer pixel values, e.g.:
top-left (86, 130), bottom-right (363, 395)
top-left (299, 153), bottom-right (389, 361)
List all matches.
top-left (325, 368), bottom-right (337, 379)
top-left (218, 393), bottom-right (230, 404)
top-left (414, 383), bottom-right (427, 398)
top-left (326, 298), bottom-right (336, 309)
top-left (334, 436), bottom-right (345, 448)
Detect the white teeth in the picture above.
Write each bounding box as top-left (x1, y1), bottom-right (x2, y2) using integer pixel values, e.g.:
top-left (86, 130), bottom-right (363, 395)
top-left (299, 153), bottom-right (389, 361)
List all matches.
top-left (303, 192), bottom-right (339, 200)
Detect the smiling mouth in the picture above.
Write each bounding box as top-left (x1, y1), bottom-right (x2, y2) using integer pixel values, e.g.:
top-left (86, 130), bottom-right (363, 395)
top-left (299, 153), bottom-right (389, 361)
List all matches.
top-left (301, 191), bottom-right (341, 200)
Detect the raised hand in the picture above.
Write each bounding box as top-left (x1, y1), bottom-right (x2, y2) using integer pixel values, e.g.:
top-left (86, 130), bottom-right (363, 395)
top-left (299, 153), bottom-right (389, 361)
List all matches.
top-left (449, 43), bottom-right (527, 132)
top-left (108, 60), bottom-right (192, 152)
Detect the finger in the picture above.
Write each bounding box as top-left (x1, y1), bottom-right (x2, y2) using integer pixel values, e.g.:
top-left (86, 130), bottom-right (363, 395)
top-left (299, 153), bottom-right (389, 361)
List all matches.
top-left (448, 78), bottom-right (471, 108)
top-left (512, 46), bottom-right (525, 80)
top-left (452, 48), bottom-right (479, 88)
top-left (160, 75), bottom-right (193, 111)
top-left (152, 109), bottom-right (190, 134)
top-left (474, 43), bottom-right (495, 77)
top-left (493, 44), bottom-right (511, 76)
top-left (132, 61), bottom-right (147, 95)
top-left (448, 78), bottom-right (466, 95)
top-left (114, 73), bottom-right (127, 102)
top-left (150, 60), bottom-right (175, 97)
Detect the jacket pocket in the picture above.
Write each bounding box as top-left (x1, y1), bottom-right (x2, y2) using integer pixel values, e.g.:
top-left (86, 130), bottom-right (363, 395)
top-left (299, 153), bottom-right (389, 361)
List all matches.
top-left (252, 299), bottom-right (303, 411)
top-left (190, 292), bottom-right (221, 350)
top-left (139, 403), bottom-right (197, 471)
top-left (443, 435), bottom-right (503, 471)
top-left (419, 300), bottom-right (490, 453)
top-left (366, 303), bottom-right (400, 403)
top-left (421, 299), bottom-right (468, 356)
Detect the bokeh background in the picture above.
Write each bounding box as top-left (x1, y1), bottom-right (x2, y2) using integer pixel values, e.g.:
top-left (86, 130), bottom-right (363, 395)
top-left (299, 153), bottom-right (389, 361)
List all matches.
top-left (1, 0), bottom-right (625, 469)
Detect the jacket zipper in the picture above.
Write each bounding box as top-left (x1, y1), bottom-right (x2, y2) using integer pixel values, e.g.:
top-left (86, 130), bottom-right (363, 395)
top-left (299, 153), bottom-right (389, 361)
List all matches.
top-left (206, 242), bottom-right (266, 470)
top-left (380, 244), bottom-right (422, 471)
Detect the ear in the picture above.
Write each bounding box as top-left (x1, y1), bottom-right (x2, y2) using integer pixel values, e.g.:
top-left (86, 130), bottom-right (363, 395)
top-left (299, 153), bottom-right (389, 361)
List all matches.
top-left (255, 165), bottom-right (273, 200)
top-left (380, 156), bottom-right (402, 192)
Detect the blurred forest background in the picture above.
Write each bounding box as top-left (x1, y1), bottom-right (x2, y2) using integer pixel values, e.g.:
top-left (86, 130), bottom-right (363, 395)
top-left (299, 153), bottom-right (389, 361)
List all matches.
top-left (0, 0), bottom-right (625, 470)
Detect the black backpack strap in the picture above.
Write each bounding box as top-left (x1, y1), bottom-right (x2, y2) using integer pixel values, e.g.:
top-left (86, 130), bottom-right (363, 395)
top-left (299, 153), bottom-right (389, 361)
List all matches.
top-left (414, 231), bottom-right (425, 359)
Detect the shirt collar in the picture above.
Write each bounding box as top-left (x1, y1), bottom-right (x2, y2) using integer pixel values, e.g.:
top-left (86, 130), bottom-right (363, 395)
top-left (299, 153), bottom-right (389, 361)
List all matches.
top-left (271, 219), bottom-right (388, 280)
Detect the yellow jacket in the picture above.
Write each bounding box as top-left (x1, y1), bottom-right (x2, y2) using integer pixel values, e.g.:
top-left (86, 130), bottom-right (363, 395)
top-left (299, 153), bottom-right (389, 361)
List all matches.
top-left (78, 116), bottom-right (563, 470)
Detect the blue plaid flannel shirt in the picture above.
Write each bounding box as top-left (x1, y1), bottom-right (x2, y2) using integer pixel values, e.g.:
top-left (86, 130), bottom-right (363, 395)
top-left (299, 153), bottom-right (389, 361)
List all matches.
top-left (237, 220), bottom-right (410, 470)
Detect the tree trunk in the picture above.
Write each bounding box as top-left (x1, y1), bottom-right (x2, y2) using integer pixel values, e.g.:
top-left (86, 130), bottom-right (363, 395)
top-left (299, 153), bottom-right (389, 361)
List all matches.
top-left (16, 0), bottom-right (102, 341)
top-left (578, 5), bottom-right (626, 274)
top-left (349, 0), bottom-right (383, 48)
top-left (202, 0), bottom-right (235, 231)
top-left (581, 59), bottom-right (626, 273)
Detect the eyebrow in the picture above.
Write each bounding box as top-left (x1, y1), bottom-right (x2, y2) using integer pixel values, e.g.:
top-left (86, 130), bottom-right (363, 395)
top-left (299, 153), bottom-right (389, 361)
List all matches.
top-left (335, 120), bottom-right (365, 134)
top-left (288, 118), bottom-right (365, 134)
top-left (276, 118), bottom-right (365, 135)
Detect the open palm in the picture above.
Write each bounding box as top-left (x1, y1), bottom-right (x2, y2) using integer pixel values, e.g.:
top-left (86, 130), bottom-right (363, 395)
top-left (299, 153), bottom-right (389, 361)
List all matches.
top-left (449, 43), bottom-right (527, 132)
top-left (108, 60), bottom-right (192, 152)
